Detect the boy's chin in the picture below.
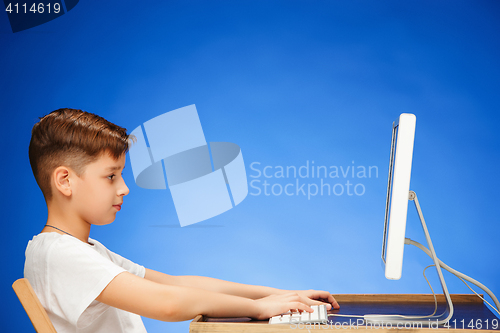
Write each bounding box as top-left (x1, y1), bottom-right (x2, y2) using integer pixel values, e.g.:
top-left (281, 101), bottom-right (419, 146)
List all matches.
top-left (92, 218), bottom-right (116, 226)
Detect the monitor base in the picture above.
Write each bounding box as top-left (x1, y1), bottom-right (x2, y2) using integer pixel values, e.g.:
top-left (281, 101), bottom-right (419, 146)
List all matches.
top-left (370, 191), bottom-right (454, 326)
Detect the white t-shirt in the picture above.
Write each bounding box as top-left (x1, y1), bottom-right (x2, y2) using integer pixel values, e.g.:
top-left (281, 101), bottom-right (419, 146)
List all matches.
top-left (24, 232), bottom-right (147, 333)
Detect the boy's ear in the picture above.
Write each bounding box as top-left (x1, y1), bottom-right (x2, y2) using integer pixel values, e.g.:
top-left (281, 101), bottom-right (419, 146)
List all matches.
top-left (53, 166), bottom-right (72, 197)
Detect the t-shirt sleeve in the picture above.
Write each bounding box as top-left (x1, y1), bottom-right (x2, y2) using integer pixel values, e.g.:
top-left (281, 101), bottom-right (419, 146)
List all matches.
top-left (45, 238), bottom-right (129, 327)
top-left (91, 239), bottom-right (146, 278)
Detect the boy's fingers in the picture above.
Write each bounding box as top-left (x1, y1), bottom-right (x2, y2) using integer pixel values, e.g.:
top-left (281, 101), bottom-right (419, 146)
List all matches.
top-left (305, 291), bottom-right (339, 310)
top-left (285, 293), bottom-right (309, 304)
top-left (309, 299), bottom-right (333, 310)
top-left (282, 290), bottom-right (340, 310)
top-left (311, 291), bottom-right (340, 309)
top-left (290, 302), bottom-right (313, 313)
top-left (285, 294), bottom-right (315, 310)
top-left (329, 295), bottom-right (340, 309)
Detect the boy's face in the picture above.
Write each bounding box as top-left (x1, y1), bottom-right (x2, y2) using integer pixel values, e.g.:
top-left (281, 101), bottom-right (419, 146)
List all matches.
top-left (71, 152), bottom-right (129, 226)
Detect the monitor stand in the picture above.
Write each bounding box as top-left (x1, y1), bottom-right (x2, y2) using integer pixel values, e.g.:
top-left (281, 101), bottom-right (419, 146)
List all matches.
top-left (365, 191), bottom-right (454, 326)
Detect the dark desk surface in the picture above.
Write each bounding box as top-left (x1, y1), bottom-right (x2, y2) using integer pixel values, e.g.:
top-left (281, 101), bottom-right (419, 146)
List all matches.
top-left (190, 294), bottom-right (500, 332)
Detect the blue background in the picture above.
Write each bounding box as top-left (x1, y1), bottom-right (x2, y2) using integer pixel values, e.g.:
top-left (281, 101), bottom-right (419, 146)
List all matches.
top-left (1, 1), bottom-right (499, 332)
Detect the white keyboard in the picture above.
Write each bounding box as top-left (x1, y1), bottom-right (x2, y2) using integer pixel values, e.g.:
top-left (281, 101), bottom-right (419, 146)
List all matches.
top-left (269, 304), bottom-right (328, 325)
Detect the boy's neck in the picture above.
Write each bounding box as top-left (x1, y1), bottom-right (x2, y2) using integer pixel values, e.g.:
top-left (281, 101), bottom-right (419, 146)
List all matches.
top-left (44, 204), bottom-right (91, 244)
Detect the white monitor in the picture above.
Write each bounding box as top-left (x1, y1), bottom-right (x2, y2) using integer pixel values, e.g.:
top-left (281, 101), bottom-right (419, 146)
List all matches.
top-left (382, 113), bottom-right (416, 280)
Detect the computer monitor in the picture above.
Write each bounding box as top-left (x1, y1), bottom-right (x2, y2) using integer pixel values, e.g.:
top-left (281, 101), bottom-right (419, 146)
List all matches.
top-left (372, 113), bottom-right (498, 324)
top-left (382, 113), bottom-right (416, 280)
top-left (332, 113), bottom-right (498, 325)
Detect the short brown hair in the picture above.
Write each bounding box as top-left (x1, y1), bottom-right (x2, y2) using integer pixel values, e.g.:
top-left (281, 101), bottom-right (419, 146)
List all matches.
top-left (29, 108), bottom-right (132, 201)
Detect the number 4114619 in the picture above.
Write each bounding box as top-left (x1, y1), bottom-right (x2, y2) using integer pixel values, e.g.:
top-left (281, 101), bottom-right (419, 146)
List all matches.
top-left (444, 319), bottom-right (499, 330)
top-left (5, 3), bottom-right (61, 14)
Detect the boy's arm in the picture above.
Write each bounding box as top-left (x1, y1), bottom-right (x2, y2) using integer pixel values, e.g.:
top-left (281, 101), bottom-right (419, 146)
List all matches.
top-left (96, 271), bottom-right (314, 321)
top-left (145, 268), bottom-right (339, 309)
top-left (145, 268), bottom-right (283, 299)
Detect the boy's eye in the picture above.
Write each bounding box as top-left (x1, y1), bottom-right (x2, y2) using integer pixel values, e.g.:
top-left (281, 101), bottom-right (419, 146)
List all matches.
top-left (108, 174), bottom-right (115, 180)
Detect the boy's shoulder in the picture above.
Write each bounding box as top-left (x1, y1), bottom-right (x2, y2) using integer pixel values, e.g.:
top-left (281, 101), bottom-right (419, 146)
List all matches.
top-left (25, 232), bottom-right (144, 278)
top-left (24, 233), bottom-right (114, 275)
top-left (23, 233), bottom-right (146, 332)
top-left (26, 232), bottom-right (104, 255)
top-left (26, 232), bottom-right (78, 257)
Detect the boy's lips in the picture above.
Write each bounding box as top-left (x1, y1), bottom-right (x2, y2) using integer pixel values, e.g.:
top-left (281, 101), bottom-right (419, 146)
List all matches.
top-left (113, 204), bottom-right (122, 211)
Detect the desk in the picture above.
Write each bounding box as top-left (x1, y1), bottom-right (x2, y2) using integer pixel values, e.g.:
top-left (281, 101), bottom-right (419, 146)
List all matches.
top-left (190, 294), bottom-right (499, 332)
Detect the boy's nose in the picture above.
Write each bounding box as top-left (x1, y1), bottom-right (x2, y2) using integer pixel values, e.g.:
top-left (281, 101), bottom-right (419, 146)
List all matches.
top-left (118, 179), bottom-right (130, 196)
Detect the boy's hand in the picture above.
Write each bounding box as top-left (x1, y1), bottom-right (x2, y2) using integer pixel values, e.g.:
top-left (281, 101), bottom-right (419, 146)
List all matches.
top-left (253, 293), bottom-right (313, 320)
top-left (292, 290), bottom-right (340, 310)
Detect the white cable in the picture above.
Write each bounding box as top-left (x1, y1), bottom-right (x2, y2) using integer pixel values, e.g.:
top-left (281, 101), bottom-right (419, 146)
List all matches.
top-left (328, 313), bottom-right (364, 318)
top-left (405, 238), bottom-right (500, 316)
top-left (424, 263), bottom-right (500, 317)
top-left (422, 264), bottom-right (440, 317)
top-left (329, 240), bottom-right (499, 321)
top-left (458, 276), bottom-right (500, 316)
top-left (328, 264), bottom-right (440, 320)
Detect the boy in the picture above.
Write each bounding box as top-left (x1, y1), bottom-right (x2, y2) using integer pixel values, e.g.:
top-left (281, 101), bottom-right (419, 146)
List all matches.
top-left (25, 108), bottom-right (339, 332)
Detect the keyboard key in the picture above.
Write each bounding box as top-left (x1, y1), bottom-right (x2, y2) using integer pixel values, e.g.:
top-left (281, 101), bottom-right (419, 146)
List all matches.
top-left (269, 305), bottom-right (328, 325)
